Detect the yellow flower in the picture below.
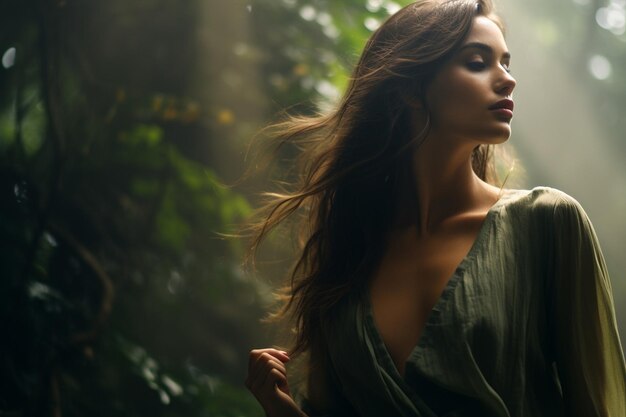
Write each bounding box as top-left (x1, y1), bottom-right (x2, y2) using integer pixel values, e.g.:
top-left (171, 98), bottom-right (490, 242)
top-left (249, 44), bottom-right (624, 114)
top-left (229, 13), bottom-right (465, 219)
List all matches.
top-left (293, 63), bottom-right (309, 76)
top-left (217, 109), bottom-right (235, 125)
top-left (163, 106), bottom-right (178, 121)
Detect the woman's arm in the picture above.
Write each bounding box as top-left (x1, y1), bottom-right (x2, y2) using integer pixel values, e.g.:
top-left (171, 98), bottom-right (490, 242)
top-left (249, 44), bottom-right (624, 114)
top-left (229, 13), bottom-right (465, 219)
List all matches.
top-left (552, 196), bottom-right (626, 417)
top-left (246, 348), bottom-right (308, 417)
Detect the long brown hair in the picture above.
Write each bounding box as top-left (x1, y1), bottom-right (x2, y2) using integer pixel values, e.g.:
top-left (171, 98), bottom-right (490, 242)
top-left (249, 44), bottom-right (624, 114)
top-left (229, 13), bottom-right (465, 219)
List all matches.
top-left (250, 0), bottom-right (504, 356)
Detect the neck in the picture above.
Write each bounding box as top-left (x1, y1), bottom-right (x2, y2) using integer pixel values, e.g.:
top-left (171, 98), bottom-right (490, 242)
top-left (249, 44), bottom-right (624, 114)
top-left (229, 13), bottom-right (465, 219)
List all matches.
top-left (394, 131), bottom-right (499, 235)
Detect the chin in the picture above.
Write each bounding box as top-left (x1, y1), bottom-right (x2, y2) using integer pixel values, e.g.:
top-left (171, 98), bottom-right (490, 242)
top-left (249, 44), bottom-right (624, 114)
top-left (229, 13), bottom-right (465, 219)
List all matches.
top-left (492, 134), bottom-right (510, 145)
top-left (481, 126), bottom-right (512, 144)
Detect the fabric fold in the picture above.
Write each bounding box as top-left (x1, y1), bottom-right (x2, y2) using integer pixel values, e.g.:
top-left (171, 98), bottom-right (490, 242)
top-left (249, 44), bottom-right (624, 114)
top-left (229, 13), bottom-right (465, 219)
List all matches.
top-left (320, 187), bottom-right (625, 417)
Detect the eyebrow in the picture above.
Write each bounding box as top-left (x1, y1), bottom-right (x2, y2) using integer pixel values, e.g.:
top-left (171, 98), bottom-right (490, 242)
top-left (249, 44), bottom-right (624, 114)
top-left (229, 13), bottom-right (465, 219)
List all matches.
top-left (460, 42), bottom-right (511, 59)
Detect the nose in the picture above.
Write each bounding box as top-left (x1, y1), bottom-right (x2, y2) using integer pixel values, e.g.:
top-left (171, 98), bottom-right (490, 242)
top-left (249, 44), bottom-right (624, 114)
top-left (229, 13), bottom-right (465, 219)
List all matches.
top-left (496, 69), bottom-right (516, 96)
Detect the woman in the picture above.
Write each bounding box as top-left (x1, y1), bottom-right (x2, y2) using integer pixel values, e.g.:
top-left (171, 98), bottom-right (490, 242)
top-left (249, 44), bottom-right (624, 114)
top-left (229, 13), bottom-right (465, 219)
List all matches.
top-left (245, 0), bottom-right (626, 416)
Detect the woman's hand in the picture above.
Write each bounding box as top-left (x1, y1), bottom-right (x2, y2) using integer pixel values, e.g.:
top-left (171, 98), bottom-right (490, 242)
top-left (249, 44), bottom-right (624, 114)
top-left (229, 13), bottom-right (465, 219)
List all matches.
top-left (245, 348), bottom-right (307, 417)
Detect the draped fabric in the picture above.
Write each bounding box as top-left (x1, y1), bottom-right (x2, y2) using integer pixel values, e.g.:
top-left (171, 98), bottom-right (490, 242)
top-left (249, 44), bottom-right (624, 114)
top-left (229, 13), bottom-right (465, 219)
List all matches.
top-left (315, 187), bottom-right (626, 417)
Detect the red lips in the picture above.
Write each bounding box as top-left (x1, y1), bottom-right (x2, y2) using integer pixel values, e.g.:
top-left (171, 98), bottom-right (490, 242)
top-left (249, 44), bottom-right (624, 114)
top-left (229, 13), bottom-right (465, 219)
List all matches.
top-left (489, 99), bottom-right (514, 112)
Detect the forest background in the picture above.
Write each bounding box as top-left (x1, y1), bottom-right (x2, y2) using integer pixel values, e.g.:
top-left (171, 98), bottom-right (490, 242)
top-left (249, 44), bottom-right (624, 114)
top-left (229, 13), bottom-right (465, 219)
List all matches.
top-left (1, 0), bottom-right (625, 416)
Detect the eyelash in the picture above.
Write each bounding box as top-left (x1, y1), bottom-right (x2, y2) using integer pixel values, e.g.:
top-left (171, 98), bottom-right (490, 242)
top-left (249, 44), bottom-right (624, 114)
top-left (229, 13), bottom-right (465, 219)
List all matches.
top-left (467, 62), bottom-right (486, 71)
top-left (467, 61), bottom-right (512, 74)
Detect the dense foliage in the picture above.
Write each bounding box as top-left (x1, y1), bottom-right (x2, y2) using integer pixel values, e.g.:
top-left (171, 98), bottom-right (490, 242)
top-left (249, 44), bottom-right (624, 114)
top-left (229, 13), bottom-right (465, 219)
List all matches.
top-left (0, 0), bottom-right (409, 415)
top-left (1, 0), bottom-right (624, 416)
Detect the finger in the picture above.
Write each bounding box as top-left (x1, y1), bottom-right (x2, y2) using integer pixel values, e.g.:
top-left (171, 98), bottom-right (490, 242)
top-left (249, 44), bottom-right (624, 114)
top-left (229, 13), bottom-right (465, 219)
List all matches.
top-left (266, 357), bottom-right (287, 376)
top-left (274, 379), bottom-right (293, 398)
top-left (248, 357), bottom-right (288, 394)
top-left (261, 368), bottom-right (288, 397)
top-left (265, 360), bottom-right (293, 397)
top-left (250, 367), bottom-right (288, 409)
top-left (249, 351), bottom-right (289, 382)
top-left (248, 348), bottom-right (290, 374)
top-left (274, 369), bottom-right (291, 396)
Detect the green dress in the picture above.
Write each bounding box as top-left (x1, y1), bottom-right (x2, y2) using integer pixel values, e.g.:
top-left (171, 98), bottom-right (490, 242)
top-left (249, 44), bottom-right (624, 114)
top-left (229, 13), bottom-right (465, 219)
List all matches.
top-left (317, 187), bottom-right (626, 416)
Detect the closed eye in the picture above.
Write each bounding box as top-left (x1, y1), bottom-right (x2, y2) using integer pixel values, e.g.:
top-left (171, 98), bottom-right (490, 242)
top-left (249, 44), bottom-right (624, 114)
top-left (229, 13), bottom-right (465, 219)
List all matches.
top-left (467, 61), bottom-right (486, 71)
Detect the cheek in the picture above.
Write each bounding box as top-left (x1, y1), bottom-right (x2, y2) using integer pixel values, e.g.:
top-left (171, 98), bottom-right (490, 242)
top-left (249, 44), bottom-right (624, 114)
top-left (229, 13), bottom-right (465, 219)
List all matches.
top-left (446, 76), bottom-right (484, 105)
top-left (428, 73), bottom-right (485, 118)
top-left (430, 92), bottom-right (477, 126)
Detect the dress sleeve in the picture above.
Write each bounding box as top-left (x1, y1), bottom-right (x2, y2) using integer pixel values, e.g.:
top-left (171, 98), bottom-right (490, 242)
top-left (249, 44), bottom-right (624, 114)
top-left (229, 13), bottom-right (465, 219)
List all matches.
top-left (297, 344), bottom-right (360, 417)
top-left (551, 195), bottom-right (626, 417)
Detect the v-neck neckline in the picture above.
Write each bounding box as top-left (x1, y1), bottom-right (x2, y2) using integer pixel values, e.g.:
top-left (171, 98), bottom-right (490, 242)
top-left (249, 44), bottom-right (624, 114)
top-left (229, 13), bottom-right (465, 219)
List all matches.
top-left (363, 188), bottom-right (517, 381)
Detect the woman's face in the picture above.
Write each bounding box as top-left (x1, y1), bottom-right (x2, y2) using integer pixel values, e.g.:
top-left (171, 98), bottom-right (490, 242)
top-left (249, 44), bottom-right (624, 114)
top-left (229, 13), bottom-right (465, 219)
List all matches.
top-left (424, 15), bottom-right (516, 145)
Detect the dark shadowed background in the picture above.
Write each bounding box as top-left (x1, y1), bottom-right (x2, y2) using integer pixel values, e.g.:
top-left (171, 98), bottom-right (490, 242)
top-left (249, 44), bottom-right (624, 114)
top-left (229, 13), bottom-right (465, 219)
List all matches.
top-left (1, 0), bottom-right (624, 415)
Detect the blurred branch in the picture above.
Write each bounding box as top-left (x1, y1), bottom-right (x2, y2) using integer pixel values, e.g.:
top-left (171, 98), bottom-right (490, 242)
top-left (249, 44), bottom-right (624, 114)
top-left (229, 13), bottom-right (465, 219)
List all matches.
top-left (49, 223), bottom-right (115, 344)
